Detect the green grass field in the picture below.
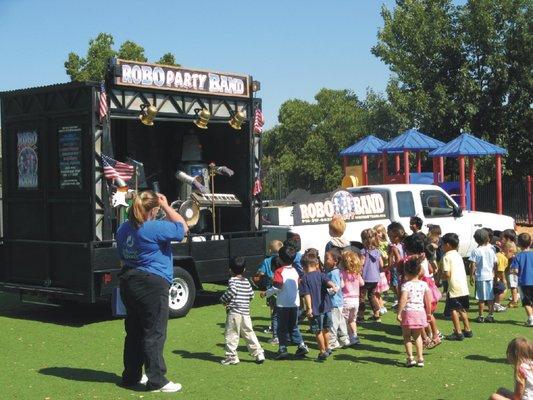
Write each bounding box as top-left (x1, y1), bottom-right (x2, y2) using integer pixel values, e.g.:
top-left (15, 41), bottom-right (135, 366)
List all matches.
top-left (0, 285), bottom-right (530, 400)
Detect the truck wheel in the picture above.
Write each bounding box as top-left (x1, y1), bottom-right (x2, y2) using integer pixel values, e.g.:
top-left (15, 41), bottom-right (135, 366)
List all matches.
top-left (168, 267), bottom-right (196, 318)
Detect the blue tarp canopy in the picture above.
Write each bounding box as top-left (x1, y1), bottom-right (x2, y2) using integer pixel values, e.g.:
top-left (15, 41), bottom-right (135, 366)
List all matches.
top-left (380, 128), bottom-right (445, 152)
top-left (429, 133), bottom-right (507, 157)
top-left (339, 135), bottom-right (387, 156)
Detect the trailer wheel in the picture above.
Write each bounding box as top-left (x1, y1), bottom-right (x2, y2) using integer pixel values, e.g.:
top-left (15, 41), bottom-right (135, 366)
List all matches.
top-left (168, 267), bottom-right (196, 318)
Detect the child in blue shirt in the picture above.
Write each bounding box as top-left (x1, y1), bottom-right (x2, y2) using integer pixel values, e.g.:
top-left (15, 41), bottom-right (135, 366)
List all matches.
top-left (469, 228), bottom-right (497, 323)
top-left (252, 240), bottom-right (283, 343)
top-left (510, 233), bottom-right (533, 327)
top-left (325, 247), bottom-right (350, 349)
top-left (300, 249), bottom-right (338, 361)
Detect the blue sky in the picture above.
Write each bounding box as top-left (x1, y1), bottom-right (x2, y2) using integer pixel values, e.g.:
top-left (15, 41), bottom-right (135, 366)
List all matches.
top-left (1, 0), bottom-right (410, 129)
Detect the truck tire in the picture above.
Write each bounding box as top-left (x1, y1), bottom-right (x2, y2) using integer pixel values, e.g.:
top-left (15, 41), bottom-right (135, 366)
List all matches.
top-left (168, 267), bottom-right (196, 318)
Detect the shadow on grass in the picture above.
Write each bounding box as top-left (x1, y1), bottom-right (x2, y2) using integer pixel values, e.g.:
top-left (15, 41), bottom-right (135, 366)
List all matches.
top-left (173, 348), bottom-right (276, 363)
top-left (355, 342), bottom-right (402, 355)
top-left (360, 333), bottom-right (403, 345)
top-left (333, 354), bottom-right (400, 366)
top-left (360, 321), bottom-right (402, 336)
top-left (465, 354), bottom-right (507, 364)
top-left (39, 367), bottom-right (120, 383)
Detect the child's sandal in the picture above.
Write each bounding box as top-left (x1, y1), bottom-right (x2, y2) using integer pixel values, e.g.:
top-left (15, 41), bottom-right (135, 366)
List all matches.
top-left (406, 357), bottom-right (416, 367)
top-left (416, 359), bottom-right (424, 367)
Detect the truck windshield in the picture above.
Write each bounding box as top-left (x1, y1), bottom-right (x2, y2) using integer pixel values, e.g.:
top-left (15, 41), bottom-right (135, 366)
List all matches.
top-left (420, 190), bottom-right (454, 217)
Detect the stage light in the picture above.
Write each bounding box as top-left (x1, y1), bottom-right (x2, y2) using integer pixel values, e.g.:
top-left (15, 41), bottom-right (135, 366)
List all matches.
top-left (194, 108), bottom-right (211, 129)
top-left (139, 103), bottom-right (157, 126)
top-left (229, 110), bottom-right (246, 130)
top-left (251, 80), bottom-right (261, 92)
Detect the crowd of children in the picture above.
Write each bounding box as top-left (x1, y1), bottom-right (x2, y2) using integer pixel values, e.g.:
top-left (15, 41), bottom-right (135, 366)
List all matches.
top-left (219, 215), bottom-right (533, 394)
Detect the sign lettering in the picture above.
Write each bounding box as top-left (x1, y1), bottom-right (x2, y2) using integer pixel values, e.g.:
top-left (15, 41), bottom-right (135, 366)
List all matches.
top-left (116, 59), bottom-right (250, 98)
top-left (293, 190), bottom-right (389, 225)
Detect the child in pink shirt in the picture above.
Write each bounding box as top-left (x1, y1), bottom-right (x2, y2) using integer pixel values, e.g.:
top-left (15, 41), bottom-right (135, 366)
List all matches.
top-left (340, 249), bottom-right (365, 345)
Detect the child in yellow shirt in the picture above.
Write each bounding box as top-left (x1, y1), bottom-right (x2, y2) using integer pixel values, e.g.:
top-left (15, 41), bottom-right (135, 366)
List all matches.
top-left (494, 242), bottom-right (517, 312)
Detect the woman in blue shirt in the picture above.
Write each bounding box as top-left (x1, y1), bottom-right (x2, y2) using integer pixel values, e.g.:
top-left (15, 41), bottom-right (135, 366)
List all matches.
top-left (116, 190), bottom-right (188, 393)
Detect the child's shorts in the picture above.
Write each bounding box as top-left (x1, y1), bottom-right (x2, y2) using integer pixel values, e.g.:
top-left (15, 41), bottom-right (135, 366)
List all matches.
top-left (493, 280), bottom-right (506, 296)
top-left (509, 274), bottom-right (519, 289)
top-left (475, 280), bottom-right (494, 301)
top-left (377, 272), bottom-right (390, 293)
top-left (400, 309), bottom-right (428, 329)
top-left (521, 286), bottom-right (533, 307)
top-left (310, 312), bottom-right (332, 334)
top-left (342, 298), bottom-right (360, 322)
top-left (446, 295), bottom-right (470, 311)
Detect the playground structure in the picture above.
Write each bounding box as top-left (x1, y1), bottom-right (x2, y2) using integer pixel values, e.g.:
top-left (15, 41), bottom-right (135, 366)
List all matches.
top-left (339, 129), bottom-right (512, 215)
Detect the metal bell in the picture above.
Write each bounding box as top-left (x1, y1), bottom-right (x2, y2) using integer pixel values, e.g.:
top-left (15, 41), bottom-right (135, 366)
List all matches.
top-left (139, 104), bottom-right (158, 126)
top-left (229, 110), bottom-right (246, 130)
top-left (194, 108), bottom-right (211, 129)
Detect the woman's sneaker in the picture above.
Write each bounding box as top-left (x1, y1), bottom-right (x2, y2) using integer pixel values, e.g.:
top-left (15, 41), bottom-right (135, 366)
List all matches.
top-left (255, 353), bottom-right (265, 364)
top-left (220, 357), bottom-right (239, 365)
top-left (150, 382), bottom-right (182, 393)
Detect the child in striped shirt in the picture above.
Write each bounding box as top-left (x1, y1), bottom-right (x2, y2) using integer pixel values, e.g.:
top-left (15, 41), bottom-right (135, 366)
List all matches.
top-left (220, 257), bottom-right (265, 365)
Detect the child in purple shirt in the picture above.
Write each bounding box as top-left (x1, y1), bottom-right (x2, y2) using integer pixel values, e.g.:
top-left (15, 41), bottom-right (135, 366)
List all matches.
top-left (358, 228), bottom-right (383, 322)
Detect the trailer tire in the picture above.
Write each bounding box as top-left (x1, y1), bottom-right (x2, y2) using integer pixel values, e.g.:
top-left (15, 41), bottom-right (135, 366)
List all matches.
top-left (168, 267), bottom-right (196, 318)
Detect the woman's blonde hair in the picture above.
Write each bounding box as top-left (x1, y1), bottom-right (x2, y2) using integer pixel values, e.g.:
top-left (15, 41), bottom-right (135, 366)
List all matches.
top-left (506, 337), bottom-right (533, 384)
top-left (128, 190), bottom-right (159, 229)
top-left (329, 216), bottom-right (346, 237)
top-left (341, 250), bottom-right (362, 275)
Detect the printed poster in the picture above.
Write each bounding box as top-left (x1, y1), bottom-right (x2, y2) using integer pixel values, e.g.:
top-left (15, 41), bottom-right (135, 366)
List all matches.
top-left (58, 126), bottom-right (82, 189)
top-left (17, 131), bottom-right (38, 189)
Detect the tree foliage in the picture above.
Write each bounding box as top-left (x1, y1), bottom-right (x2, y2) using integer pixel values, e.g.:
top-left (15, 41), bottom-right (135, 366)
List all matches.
top-left (373, 0), bottom-right (532, 175)
top-left (64, 33), bottom-right (179, 82)
top-left (263, 0), bottom-right (531, 197)
top-left (262, 89), bottom-right (402, 198)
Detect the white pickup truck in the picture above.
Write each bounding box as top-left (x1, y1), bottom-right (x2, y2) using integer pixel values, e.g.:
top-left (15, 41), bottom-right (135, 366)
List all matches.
top-left (263, 184), bottom-right (514, 257)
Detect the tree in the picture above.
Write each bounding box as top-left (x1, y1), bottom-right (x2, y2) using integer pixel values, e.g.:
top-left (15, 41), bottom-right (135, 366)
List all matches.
top-left (64, 33), bottom-right (179, 82)
top-left (262, 89), bottom-right (366, 197)
top-left (372, 0), bottom-right (471, 143)
top-left (157, 53), bottom-right (180, 67)
top-left (65, 33), bottom-right (115, 81)
top-left (372, 0), bottom-right (532, 177)
top-left (117, 40), bottom-right (147, 62)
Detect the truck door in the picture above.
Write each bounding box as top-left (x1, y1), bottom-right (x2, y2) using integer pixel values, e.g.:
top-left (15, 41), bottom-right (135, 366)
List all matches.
top-left (419, 189), bottom-right (473, 256)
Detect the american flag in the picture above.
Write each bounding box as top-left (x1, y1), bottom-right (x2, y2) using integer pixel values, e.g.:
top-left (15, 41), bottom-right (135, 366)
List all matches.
top-left (101, 154), bottom-right (134, 181)
top-left (99, 82), bottom-right (108, 122)
top-left (253, 178), bottom-right (262, 196)
top-left (253, 108), bottom-right (265, 134)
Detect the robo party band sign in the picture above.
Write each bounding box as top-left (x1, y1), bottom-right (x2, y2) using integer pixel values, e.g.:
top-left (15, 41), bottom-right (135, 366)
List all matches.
top-left (293, 190), bottom-right (389, 225)
top-left (115, 59), bottom-right (250, 98)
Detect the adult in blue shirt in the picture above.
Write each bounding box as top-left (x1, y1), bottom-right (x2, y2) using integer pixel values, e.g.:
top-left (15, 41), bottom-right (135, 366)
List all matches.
top-left (116, 190), bottom-right (188, 393)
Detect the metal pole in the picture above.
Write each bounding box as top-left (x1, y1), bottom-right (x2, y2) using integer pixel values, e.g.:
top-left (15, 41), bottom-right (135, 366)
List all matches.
top-left (469, 156), bottom-right (476, 211)
top-left (209, 164), bottom-right (216, 234)
top-left (496, 155), bottom-right (503, 214)
top-left (343, 156), bottom-right (348, 176)
top-left (403, 150), bottom-right (410, 184)
top-left (382, 153), bottom-right (388, 184)
top-left (439, 157), bottom-right (444, 183)
top-left (459, 156), bottom-right (466, 209)
top-left (395, 154), bottom-right (401, 174)
top-left (362, 155), bottom-right (368, 185)
top-left (417, 152), bottom-right (422, 173)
